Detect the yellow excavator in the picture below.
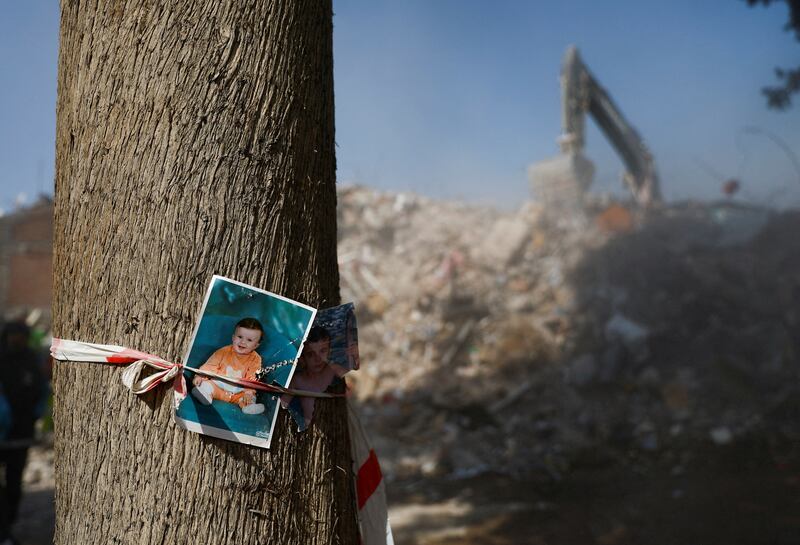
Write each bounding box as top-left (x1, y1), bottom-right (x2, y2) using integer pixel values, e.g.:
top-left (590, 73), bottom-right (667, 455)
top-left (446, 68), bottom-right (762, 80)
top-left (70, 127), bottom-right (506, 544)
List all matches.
top-left (529, 46), bottom-right (661, 208)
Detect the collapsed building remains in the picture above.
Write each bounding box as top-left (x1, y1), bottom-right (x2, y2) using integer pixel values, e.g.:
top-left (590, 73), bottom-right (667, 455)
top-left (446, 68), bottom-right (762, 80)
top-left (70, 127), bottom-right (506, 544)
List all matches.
top-left (339, 185), bottom-right (800, 482)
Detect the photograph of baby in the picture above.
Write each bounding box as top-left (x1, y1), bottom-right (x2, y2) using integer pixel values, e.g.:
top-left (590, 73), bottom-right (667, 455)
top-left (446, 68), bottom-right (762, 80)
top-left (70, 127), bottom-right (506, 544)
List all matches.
top-left (175, 275), bottom-right (316, 448)
top-left (282, 303), bottom-right (359, 431)
top-left (191, 317), bottom-right (267, 415)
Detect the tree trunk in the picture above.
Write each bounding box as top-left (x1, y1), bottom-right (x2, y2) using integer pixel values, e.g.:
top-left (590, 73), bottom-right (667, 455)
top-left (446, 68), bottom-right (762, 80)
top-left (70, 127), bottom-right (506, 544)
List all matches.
top-left (51, 1), bottom-right (357, 543)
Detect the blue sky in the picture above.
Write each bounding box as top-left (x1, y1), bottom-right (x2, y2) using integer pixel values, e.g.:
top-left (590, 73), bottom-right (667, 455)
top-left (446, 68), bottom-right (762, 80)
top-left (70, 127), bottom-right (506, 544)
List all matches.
top-left (1, 1), bottom-right (799, 212)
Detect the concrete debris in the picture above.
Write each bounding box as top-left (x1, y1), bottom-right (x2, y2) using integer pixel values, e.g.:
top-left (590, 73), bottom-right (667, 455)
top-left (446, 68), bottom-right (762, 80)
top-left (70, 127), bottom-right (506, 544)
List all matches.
top-left (338, 186), bottom-right (800, 482)
top-left (563, 353), bottom-right (597, 387)
top-left (708, 204), bottom-right (770, 247)
top-left (604, 313), bottom-right (648, 346)
top-left (709, 426), bottom-right (734, 446)
top-left (473, 214), bottom-right (531, 267)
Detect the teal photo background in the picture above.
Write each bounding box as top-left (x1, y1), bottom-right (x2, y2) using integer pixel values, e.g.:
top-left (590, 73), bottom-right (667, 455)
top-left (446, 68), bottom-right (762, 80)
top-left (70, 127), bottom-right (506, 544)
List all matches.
top-left (176, 277), bottom-right (315, 440)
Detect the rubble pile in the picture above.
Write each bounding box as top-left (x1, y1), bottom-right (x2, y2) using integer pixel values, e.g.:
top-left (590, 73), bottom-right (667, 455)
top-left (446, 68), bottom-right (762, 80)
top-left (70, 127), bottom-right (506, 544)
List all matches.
top-left (337, 186), bottom-right (800, 481)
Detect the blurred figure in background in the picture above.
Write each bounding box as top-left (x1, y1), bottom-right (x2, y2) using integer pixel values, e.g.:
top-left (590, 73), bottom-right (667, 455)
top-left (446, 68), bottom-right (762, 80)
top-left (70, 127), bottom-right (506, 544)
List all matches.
top-left (0, 321), bottom-right (48, 545)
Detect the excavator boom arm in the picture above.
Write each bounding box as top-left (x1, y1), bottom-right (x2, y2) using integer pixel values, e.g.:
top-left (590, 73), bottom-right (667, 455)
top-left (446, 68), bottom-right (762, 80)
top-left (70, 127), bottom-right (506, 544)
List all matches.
top-left (561, 46), bottom-right (661, 205)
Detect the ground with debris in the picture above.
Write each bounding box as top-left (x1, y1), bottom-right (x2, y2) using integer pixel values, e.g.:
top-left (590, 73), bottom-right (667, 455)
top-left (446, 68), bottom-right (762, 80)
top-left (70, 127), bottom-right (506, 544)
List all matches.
top-left (11, 187), bottom-right (800, 544)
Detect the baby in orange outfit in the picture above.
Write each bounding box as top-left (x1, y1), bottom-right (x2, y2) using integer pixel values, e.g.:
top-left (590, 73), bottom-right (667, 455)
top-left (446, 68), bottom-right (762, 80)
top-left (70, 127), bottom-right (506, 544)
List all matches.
top-left (191, 317), bottom-right (266, 415)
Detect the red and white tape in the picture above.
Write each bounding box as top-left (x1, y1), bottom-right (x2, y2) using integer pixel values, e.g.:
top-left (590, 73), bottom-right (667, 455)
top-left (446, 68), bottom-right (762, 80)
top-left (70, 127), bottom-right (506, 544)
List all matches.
top-left (49, 338), bottom-right (342, 402)
top-left (349, 402), bottom-right (394, 545)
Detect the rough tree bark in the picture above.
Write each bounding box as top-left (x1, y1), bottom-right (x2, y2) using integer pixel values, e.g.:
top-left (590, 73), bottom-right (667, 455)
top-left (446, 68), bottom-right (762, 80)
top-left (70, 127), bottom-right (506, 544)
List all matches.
top-left (51, 1), bottom-right (358, 543)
